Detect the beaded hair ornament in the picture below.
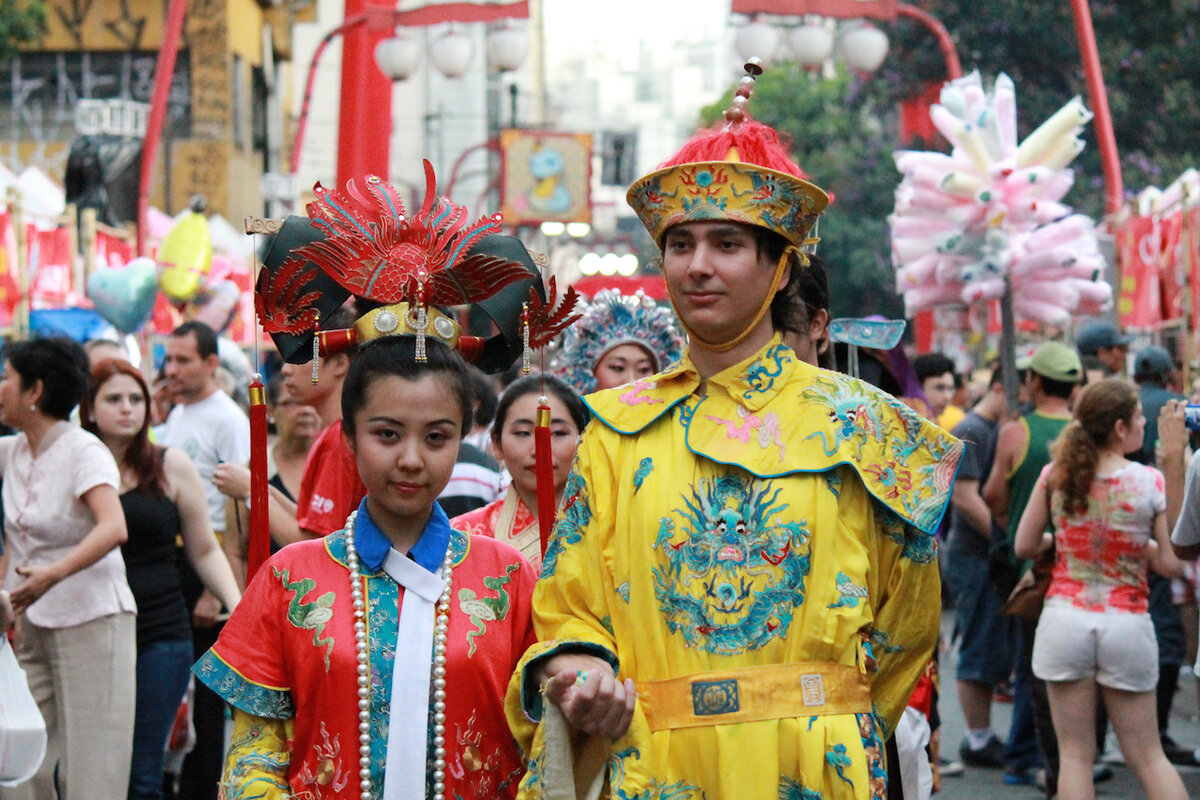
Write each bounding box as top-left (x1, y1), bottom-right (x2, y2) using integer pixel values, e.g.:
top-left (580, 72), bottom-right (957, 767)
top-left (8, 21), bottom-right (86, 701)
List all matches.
top-left (255, 160), bottom-right (578, 372)
top-left (551, 288), bottom-right (685, 393)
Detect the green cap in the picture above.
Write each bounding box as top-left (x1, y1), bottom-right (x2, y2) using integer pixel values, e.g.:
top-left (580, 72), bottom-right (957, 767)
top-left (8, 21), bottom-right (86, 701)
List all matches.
top-left (1016, 341), bottom-right (1083, 383)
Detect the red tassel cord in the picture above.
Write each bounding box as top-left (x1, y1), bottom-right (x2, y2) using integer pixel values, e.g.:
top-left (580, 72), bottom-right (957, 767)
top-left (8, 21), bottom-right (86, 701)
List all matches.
top-left (246, 375), bottom-right (270, 584)
top-left (535, 401), bottom-right (556, 557)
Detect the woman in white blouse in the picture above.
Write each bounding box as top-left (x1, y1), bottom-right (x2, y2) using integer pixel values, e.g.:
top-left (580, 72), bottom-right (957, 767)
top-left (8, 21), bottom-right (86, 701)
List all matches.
top-left (0, 337), bottom-right (135, 800)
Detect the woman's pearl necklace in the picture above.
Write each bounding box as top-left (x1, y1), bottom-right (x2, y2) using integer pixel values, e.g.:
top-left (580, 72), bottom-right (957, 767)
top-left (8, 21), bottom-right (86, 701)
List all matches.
top-left (343, 510), bottom-right (454, 800)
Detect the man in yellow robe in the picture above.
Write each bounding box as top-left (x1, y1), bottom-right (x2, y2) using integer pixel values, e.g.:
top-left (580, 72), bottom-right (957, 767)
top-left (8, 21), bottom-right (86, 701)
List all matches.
top-left (506, 68), bottom-right (962, 800)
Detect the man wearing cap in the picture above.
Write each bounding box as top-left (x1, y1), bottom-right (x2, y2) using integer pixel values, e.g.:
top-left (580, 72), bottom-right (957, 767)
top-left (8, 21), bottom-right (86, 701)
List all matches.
top-left (1076, 321), bottom-right (1132, 376)
top-left (506, 72), bottom-right (961, 800)
top-left (1132, 346), bottom-right (1183, 466)
top-left (983, 340), bottom-right (1082, 788)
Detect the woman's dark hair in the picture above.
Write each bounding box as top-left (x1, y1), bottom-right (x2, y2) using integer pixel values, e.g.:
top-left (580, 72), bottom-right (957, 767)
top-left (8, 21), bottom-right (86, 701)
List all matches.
top-left (1049, 378), bottom-right (1138, 516)
top-left (5, 337), bottom-right (90, 420)
top-left (492, 373), bottom-right (589, 441)
top-left (467, 366), bottom-right (498, 429)
top-left (341, 336), bottom-right (473, 439)
top-left (81, 358), bottom-right (166, 493)
top-left (752, 227), bottom-right (817, 335)
top-left (265, 373), bottom-right (286, 406)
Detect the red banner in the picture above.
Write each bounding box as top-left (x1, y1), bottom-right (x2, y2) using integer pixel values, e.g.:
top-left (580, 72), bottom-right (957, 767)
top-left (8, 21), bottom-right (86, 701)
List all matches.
top-left (1160, 210), bottom-right (1184, 324)
top-left (1186, 207), bottom-right (1200, 333)
top-left (1117, 214), bottom-right (1162, 329)
top-left (95, 229), bottom-right (135, 270)
top-left (27, 225), bottom-right (74, 309)
top-left (0, 213), bottom-right (18, 327)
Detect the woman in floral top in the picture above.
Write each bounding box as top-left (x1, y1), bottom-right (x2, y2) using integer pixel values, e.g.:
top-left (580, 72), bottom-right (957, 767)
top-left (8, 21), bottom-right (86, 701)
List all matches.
top-left (1015, 378), bottom-right (1187, 800)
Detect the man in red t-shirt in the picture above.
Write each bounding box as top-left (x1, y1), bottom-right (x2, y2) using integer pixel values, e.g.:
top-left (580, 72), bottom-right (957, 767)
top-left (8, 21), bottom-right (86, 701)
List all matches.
top-left (286, 307), bottom-right (365, 538)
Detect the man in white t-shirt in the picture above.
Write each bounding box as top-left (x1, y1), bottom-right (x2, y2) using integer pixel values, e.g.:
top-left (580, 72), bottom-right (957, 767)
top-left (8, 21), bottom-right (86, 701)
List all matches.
top-left (157, 319), bottom-right (249, 800)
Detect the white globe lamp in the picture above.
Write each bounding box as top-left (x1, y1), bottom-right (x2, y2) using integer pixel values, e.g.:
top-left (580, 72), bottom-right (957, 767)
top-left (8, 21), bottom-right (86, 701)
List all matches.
top-left (486, 23), bottom-right (528, 72)
top-left (840, 23), bottom-right (889, 74)
top-left (788, 22), bottom-right (835, 68)
top-left (734, 19), bottom-right (783, 64)
top-left (430, 26), bottom-right (475, 78)
top-left (374, 35), bottom-right (422, 81)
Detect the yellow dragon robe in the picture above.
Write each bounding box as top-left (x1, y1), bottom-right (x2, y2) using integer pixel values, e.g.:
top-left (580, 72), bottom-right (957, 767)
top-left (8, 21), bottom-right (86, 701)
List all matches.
top-left (505, 336), bottom-right (961, 800)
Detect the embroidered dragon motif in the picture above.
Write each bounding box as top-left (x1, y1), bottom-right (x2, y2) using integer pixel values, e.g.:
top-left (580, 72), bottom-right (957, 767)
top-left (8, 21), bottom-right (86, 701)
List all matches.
top-left (458, 563), bottom-right (521, 657)
top-left (274, 566), bottom-right (336, 671)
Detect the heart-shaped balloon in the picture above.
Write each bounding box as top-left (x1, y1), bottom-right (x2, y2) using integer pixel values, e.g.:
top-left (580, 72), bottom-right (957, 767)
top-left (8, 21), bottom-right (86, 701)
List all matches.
top-left (87, 257), bottom-right (159, 333)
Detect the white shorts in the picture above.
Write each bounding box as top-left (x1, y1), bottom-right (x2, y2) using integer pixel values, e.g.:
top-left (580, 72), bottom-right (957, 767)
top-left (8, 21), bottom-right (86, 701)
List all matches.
top-left (1031, 603), bottom-right (1158, 692)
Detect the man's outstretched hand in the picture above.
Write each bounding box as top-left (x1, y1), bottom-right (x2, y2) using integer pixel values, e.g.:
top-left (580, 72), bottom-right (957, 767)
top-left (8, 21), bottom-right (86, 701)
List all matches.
top-left (541, 653), bottom-right (636, 740)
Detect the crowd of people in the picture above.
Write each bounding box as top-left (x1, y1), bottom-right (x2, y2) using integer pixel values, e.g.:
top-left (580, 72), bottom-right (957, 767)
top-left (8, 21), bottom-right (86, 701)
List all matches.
top-left (0, 68), bottom-right (1194, 800)
top-left (935, 321), bottom-right (1200, 800)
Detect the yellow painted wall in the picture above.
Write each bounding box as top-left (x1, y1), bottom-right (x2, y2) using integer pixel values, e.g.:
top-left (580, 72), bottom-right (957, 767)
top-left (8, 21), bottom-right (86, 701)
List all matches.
top-left (36, 0), bottom-right (168, 51)
top-left (6, 0), bottom-right (286, 220)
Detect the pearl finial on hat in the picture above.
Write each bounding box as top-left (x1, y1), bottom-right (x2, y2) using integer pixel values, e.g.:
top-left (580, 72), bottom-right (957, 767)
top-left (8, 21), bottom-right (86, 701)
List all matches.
top-left (723, 58), bottom-right (764, 125)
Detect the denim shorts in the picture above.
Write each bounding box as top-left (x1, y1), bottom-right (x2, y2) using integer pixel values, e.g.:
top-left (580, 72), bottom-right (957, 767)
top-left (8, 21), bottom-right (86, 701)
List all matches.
top-left (945, 551), bottom-right (1017, 685)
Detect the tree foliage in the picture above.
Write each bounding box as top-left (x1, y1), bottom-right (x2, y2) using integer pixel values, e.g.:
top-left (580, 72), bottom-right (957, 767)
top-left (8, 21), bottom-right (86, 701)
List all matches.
top-left (0, 0), bottom-right (46, 62)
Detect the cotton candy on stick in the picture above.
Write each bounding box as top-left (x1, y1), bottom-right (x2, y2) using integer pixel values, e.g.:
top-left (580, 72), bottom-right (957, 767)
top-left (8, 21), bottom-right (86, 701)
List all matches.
top-left (890, 71), bottom-right (1111, 325)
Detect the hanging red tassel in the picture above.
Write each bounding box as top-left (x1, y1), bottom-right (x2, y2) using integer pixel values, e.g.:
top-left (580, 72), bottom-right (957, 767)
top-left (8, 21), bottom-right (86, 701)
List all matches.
top-left (534, 399), bottom-right (556, 556)
top-left (246, 374), bottom-right (270, 584)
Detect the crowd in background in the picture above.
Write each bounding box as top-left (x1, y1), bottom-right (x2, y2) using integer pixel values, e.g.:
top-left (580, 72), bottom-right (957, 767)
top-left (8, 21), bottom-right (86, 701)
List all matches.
top-left (2, 306), bottom-right (1200, 800)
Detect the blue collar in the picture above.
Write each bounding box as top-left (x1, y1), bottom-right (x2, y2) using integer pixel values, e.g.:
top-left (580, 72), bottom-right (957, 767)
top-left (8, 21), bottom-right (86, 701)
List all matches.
top-left (352, 498), bottom-right (451, 574)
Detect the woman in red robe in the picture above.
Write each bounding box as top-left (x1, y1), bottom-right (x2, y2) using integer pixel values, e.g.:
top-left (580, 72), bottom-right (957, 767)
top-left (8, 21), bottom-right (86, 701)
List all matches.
top-left (195, 336), bottom-right (536, 800)
top-left (450, 374), bottom-right (587, 573)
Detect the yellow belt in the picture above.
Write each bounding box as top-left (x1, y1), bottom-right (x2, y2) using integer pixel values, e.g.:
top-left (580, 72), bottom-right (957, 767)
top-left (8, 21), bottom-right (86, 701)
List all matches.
top-left (638, 662), bottom-right (871, 732)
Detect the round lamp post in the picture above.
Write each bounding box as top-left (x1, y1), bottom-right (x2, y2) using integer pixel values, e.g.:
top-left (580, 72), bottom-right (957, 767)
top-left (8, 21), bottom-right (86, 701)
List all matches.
top-left (293, 16), bottom-right (528, 179)
top-left (788, 21), bottom-right (835, 69)
top-left (374, 34), bottom-right (422, 81)
top-left (429, 25), bottom-right (475, 78)
top-left (839, 22), bottom-right (889, 74)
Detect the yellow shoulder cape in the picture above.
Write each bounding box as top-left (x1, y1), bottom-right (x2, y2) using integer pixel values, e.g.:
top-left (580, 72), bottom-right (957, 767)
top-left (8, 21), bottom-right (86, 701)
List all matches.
top-left (584, 340), bottom-right (962, 534)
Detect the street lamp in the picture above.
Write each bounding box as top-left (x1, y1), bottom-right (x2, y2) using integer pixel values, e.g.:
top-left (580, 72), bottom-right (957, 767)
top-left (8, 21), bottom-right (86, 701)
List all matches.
top-left (291, 12), bottom-right (529, 181)
top-left (732, 3), bottom-right (961, 80)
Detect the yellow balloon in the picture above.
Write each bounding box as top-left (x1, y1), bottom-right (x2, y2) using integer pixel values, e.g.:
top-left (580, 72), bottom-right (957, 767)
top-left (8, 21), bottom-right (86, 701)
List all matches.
top-left (157, 211), bottom-right (213, 303)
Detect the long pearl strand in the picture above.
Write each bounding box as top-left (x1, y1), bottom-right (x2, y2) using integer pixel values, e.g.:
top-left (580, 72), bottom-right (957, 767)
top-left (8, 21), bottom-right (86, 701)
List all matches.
top-left (343, 510), bottom-right (454, 800)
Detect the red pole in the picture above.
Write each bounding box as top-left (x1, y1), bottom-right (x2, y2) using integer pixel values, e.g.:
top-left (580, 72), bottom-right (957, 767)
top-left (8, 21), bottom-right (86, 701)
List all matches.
top-left (246, 376), bottom-right (271, 583)
top-left (136, 0), bottom-right (189, 256)
top-left (1069, 0), bottom-right (1123, 218)
top-left (895, 3), bottom-right (962, 351)
top-left (337, 0), bottom-right (395, 186)
top-left (291, 15), bottom-right (368, 176)
top-left (895, 3), bottom-right (962, 79)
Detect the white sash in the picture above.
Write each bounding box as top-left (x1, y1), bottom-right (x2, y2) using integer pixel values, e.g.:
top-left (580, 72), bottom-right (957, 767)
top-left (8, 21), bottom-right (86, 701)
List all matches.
top-left (381, 548), bottom-right (448, 799)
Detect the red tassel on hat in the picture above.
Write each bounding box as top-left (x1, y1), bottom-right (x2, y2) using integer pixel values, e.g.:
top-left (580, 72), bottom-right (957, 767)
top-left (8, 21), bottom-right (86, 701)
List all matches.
top-left (659, 119), bottom-right (808, 179)
top-left (535, 400), bottom-right (556, 556)
top-left (246, 374), bottom-right (270, 584)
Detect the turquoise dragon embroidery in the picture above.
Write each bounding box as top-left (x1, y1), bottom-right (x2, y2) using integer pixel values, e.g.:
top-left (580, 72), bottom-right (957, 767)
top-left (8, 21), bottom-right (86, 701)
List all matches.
top-left (652, 475), bottom-right (813, 654)
top-left (541, 468), bottom-right (591, 579)
top-left (458, 563), bottom-right (521, 657)
top-left (274, 566), bottom-right (336, 672)
top-left (778, 776), bottom-right (822, 800)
